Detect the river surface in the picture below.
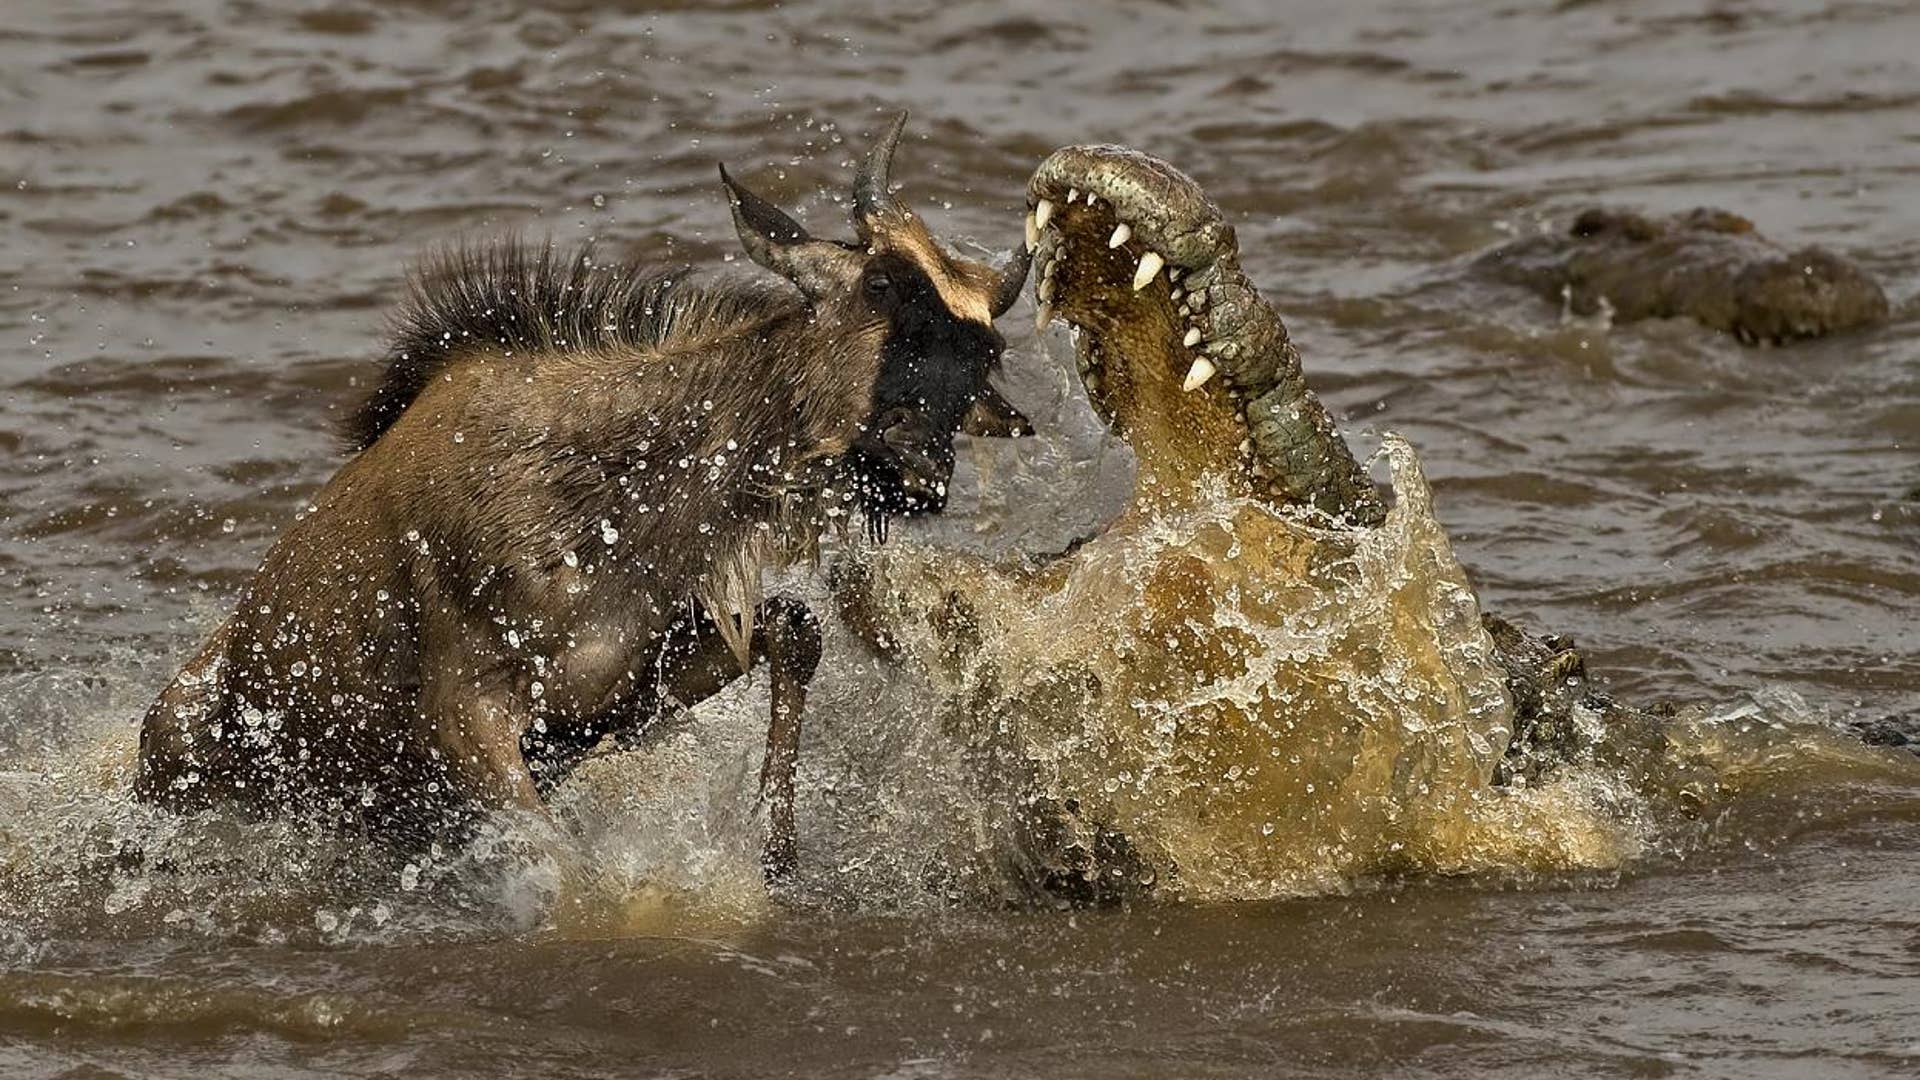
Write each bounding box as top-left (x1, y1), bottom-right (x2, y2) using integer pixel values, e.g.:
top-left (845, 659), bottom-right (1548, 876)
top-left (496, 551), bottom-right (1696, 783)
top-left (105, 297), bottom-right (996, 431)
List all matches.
top-left (3, 1), bottom-right (1919, 1077)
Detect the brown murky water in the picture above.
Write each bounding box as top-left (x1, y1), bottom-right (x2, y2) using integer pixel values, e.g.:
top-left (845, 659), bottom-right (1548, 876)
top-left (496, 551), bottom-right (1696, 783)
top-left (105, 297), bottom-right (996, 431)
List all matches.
top-left (4, 1), bottom-right (1919, 1077)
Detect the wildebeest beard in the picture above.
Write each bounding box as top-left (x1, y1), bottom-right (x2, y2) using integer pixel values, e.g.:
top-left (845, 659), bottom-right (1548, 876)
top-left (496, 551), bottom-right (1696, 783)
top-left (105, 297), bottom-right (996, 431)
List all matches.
top-left (840, 251), bottom-right (1013, 541)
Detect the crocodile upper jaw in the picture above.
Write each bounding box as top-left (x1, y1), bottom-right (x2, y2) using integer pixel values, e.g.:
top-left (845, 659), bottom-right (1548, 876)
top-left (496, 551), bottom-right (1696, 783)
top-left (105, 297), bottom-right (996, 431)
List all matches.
top-left (1024, 146), bottom-right (1384, 525)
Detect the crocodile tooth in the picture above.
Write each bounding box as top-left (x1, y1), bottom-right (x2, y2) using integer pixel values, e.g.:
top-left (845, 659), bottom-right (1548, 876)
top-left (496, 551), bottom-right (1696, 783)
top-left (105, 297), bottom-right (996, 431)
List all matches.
top-left (1024, 212), bottom-right (1039, 252)
top-left (1182, 327), bottom-right (1202, 348)
top-left (1107, 223), bottom-right (1132, 249)
top-left (1038, 276), bottom-right (1055, 302)
top-left (1035, 301), bottom-right (1055, 333)
top-left (1085, 193), bottom-right (1100, 208)
top-left (1034, 198), bottom-right (1055, 230)
top-left (1132, 251), bottom-right (1164, 291)
top-left (1170, 287), bottom-right (1184, 302)
top-left (1182, 357), bottom-right (1217, 392)
top-left (1067, 188), bottom-right (1080, 204)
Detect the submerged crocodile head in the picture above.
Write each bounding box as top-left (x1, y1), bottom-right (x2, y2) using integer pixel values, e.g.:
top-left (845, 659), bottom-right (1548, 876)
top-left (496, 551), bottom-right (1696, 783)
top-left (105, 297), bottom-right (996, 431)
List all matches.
top-left (1024, 146), bottom-right (1385, 526)
top-left (1477, 206), bottom-right (1891, 344)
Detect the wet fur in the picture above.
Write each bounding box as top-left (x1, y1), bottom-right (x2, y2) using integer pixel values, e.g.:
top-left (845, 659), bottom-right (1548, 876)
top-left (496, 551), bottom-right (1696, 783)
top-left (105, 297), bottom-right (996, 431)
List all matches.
top-left (347, 242), bottom-right (793, 451)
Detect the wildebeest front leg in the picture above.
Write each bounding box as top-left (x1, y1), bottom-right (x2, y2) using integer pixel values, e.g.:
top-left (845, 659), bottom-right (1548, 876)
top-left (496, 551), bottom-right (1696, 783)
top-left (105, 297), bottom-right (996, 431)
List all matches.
top-left (755, 597), bottom-right (822, 880)
top-left (419, 610), bottom-right (543, 814)
top-left (421, 678), bottom-right (544, 814)
top-left (564, 598), bottom-right (822, 881)
top-left (134, 618), bottom-right (236, 811)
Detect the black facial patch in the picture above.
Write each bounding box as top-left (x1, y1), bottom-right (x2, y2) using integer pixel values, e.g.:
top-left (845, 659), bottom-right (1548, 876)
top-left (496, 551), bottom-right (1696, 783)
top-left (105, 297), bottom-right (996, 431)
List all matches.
top-left (844, 252), bottom-right (1006, 530)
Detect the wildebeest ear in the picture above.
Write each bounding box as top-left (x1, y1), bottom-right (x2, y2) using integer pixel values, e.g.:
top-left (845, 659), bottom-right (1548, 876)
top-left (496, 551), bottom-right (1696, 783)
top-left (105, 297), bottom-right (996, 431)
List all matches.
top-left (961, 384), bottom-right (1034, 438)
top-left (718, 164), bottom-right (860, 301)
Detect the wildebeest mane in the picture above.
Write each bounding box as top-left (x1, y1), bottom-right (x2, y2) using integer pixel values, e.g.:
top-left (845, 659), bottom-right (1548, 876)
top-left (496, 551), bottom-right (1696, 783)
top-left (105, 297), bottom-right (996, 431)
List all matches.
top-left (345, 239), bottom-right (797, 450)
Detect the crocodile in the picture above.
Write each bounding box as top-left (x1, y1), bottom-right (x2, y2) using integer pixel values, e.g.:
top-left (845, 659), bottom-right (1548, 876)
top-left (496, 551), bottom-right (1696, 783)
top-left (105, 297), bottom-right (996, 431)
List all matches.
top-left (833, 147), bottom-right (1717, 904)
top-left (1475, 206), bottom-right (1890, 343)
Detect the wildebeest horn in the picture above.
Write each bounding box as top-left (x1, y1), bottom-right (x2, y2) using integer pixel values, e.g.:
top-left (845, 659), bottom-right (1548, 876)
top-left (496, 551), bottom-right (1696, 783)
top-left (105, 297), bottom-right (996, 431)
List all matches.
top-left (989, 244), bottom-right (1031, 318)
top-left (718, 163), bottom-right (860, 302)
top-left (852, 111), bottom-right (910, 238)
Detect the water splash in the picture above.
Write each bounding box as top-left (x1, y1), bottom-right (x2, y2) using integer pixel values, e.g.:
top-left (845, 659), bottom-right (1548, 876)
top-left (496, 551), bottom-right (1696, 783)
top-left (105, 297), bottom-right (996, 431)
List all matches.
top-left (849, 436), bottom-right (1920, 900)
top-left (3, 438), bottom-right (1916, 945)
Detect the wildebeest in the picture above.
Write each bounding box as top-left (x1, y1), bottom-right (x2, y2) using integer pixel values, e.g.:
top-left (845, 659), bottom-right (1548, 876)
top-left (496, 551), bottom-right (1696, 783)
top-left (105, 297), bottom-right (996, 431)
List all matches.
top-left (134, 113), bottom-right (1030, 875)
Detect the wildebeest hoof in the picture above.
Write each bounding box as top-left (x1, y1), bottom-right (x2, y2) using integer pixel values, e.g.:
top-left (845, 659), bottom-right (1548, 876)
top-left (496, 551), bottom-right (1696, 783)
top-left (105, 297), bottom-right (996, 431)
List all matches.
top-left (760, 835), bottom-right (797, 884)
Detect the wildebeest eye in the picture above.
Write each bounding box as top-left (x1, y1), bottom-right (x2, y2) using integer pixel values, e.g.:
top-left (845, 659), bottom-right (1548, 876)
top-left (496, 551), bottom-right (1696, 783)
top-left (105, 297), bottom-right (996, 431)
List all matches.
top-left (865, 272), bottom-right (893, 296)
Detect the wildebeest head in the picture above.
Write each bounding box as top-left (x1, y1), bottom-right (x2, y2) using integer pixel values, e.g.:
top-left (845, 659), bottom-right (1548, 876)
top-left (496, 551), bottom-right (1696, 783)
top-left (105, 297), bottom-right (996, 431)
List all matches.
top-left (718, 112), bottom-right (1030, 532)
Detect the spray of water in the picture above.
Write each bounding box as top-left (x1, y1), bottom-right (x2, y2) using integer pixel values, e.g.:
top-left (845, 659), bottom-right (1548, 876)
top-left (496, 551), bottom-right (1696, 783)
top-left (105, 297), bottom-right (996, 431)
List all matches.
top-left (4, 441), bottom-right (1916, 946)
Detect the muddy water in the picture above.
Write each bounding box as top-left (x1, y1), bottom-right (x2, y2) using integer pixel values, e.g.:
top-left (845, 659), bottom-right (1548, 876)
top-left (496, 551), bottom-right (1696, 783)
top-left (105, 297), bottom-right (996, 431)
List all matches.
top-left (3, 0), bottom-right (1918, 1077)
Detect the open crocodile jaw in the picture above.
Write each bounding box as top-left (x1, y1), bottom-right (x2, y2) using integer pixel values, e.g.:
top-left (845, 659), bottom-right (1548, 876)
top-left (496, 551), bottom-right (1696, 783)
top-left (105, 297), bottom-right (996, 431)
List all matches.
top-left (1024, 146), bottom-right (1384, 526)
